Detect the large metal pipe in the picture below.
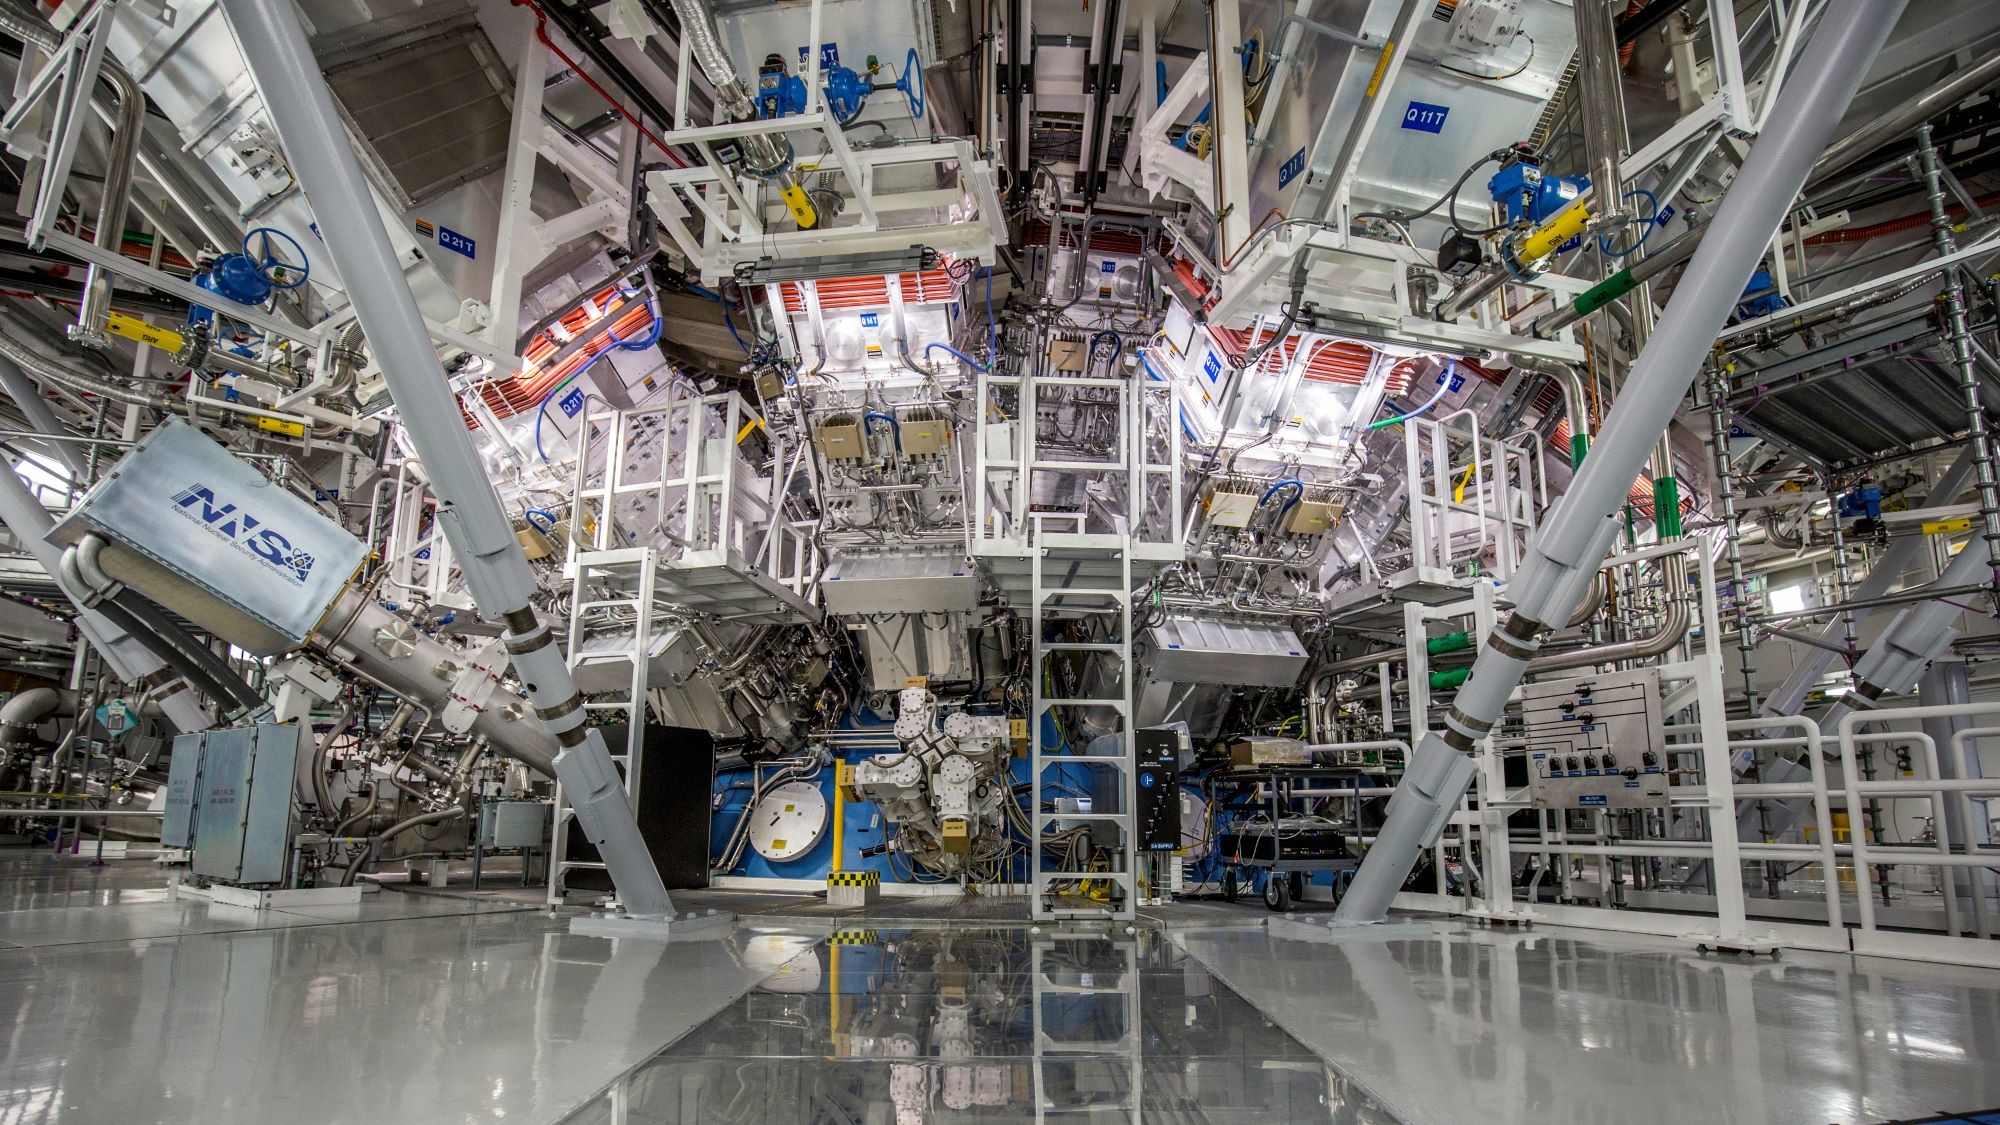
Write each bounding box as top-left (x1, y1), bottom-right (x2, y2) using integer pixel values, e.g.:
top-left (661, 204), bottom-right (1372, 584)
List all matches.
top-left (0, 460), bottom-right (208, 735)
top-left (0, 355), bottom-right (88, 478)
top-left (1759, 449), bottom-right (1975, 721)
top-left (0, 318), bottom-right (174, 410)
top-left (313, 589), bottom-right (558, 778)
top-left (1333, 0), bottom-right (1904, 926)
top-left (217, 0), bottom-right (673, 921)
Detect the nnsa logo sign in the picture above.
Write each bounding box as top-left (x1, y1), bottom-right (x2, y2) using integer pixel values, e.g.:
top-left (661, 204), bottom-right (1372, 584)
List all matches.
top-left (168, 484), bottom-right (317, 585)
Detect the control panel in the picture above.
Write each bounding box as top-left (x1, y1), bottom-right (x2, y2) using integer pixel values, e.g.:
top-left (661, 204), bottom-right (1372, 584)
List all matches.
top-left (1135, 725), bottom-right (1186, 851)
top-left (1521, 668), bottom-right (1668, 810)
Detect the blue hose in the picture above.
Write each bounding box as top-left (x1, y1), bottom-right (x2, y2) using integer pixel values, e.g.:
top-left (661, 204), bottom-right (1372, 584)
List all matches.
top-left (925, 342), bottom-right (989, 370)
top-left (863, 410), bottom-right (901, 450)
top-left (534, 292), bottom-right (662, 462)
top-left (1599, 189), bottom-right (1662, 259)
top-left (524, 508), bottom-right (558, 536)
top-left (1260, 478), bottom-right (1304, 517)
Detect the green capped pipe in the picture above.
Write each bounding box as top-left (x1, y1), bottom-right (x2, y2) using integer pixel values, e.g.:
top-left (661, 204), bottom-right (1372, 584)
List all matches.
top-left (1425, 631), bottom-right (1473, 656)
top-left (1570, 432), bottom-right (1589, 468)
top-left (1653, 475), bottom-right (1682, 537)
top-left (1429, 667), bottom-right (1472, 691)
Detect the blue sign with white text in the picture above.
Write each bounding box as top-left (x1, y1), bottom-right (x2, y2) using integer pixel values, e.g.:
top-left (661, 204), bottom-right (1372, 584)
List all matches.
top-left (559, 387), bottom-right (586, 418)
top-left (1401, 101), bottom-right (1449, 133)
top-left (437, 225), bottom-right (476, 259)
top-left (860, 312), bottom-right (880, 328)
top-left (1278, 146), bottom-right (1307, 189)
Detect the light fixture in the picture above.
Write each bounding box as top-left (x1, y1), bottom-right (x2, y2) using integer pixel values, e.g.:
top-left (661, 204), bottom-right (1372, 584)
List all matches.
top-left (735, 246), bottom-right (938, 284)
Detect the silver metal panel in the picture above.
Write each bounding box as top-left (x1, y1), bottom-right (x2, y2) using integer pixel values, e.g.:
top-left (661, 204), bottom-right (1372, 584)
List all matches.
top-left (821, 551), bottom-right (981, 614)
top-left (159, 731), bottom-right (202, 848)
top-left (189, 722), bottom-right (302, 884)
top-left (1143, 615), bottom-right (1307, 687)
top-left (49, 418), bottom-right (367, 650)
top-left (479, 799), bottom-right (552, 848)
top-left (1521, 667), bottom-right (1667, 810)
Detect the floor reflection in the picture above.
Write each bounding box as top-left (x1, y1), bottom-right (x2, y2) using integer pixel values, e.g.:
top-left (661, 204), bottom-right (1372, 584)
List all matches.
top-left (560, 925), bottom-right (1401, 1124)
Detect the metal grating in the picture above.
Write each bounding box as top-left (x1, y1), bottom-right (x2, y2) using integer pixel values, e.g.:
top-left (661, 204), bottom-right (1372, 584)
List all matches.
top-left (1738, 351), bottom-right (2000, 468)
top-left (319, 16), bottom-right (513, 210)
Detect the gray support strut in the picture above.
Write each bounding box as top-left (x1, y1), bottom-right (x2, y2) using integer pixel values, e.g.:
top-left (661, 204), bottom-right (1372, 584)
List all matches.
top-left (1333, 0), bottom-right (1907, 925)
top-left (216, 0), bottom-right (672, 920)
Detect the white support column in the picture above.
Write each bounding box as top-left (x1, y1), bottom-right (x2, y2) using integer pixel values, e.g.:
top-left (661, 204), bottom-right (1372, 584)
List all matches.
top-left (487, 17), bottom-right (547, 353)
top-left (1207, 0), bottom-right (1252, 257)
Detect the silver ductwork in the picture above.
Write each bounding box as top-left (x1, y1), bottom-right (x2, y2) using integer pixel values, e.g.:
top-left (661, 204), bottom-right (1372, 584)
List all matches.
top-left (661, 0), bottom-right (820, 228)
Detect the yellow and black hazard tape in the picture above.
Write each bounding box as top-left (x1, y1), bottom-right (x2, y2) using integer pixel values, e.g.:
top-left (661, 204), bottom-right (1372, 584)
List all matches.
top-left (827, 871), bottom-right (880, 887)
top-left (828, 929), bottom-right (880, 945)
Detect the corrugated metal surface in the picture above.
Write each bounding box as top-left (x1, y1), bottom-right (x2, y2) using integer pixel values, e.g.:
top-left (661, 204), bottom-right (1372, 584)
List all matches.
top-left (1739, 353), bottom-right (2000, 466)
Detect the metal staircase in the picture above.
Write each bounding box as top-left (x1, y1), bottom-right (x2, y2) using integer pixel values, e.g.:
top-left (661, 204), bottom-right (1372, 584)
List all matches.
top-left (546, 546), bottom-right (658, 906)
top-left (1030, 518), bottom-right (1137, 921)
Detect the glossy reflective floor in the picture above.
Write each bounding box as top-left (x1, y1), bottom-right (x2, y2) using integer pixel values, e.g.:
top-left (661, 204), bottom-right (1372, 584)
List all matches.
top-left (556, 925), bottom-right (1400, 1124)
top-left (3, 852), bottom-right (1999, 1125)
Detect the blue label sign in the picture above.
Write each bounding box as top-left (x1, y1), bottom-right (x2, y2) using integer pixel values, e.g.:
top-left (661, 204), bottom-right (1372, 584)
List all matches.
top-left (1578, 794), bottom-right (1609, 807)
top-left (1202, 352), bottom-right (1222, 384)
top-left (1402, 101), bottom-right (1449, 133)
top-left (437, 225), bottom-right (476, 259)
top-left (859, 312), bottom-right (879, 328)
top-left (1278, 146), bottom-right (1307, 189)
top-left (1438, 369), bottom-right (1465, 393)
top-left (1656, 203), bottom-right (1676, 227)
top-left (1101, 260), bottom-right (1117, 273)
top-left (559, 387), bottom-right (586, 418)
top-left (798, 42), bottom-right (839, 68)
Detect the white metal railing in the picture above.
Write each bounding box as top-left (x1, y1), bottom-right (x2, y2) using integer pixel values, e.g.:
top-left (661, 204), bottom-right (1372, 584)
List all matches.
top-left (973, 372), bottom-right (1183, 550)
top-left (565, 390), bottom-right (820, 603)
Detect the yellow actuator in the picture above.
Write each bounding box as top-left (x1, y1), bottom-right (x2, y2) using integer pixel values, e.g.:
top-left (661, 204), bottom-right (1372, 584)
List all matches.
top-left (1514, 198), bottom-right (1593, 264)
top-left (780, 182), bottom-right (820, 229)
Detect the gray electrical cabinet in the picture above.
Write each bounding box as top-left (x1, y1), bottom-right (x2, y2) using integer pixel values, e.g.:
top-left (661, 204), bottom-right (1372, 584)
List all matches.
top-left (478, 800), bottom-right (551, 848)
top-left (165, 722), bottom-right (304, 884)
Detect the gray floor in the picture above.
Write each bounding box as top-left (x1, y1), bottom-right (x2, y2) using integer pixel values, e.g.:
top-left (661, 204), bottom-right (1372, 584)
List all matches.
top-left (2, 853), bottom-right (1997, 1124)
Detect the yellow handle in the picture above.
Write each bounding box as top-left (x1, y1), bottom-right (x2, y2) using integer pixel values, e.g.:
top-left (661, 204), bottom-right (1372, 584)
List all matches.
top-left (105, 311), bottom-right (183, 353)
top-left (780, 182), bottom-right (820, 229)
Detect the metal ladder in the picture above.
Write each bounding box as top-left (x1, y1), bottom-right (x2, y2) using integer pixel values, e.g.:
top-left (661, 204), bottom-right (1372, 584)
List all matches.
top-left (1030, 933), bottom-right (1143, 1120)
top-left (547, 546), bottom-right (658, 906)
top-left (1030, 520), bottom-right (1137, 921)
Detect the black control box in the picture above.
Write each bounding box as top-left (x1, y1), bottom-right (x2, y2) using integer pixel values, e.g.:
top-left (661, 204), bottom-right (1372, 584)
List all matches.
top-left (1135, 725), bottom-right (1186, 852)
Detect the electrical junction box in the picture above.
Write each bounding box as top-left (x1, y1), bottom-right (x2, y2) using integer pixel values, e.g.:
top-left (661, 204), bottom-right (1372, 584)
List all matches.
top-left (1048, 338), bottom-right (1088, 372)
top-left (1206, 484), bottom-right (1258, 528)
top-left (1145, 615), bottom-right (1307, 688)
top-left (814, 417), bottom-right (866, 460)
top-left (1446, 0), bottom-right (1523, 54)
top-left (822, 551), bottom-right (980, 614)
top-left (164, 722), bottom-right (305, 885)
top-left (1522, 668), bottom-right (1669, 809)
top-left (1228, 736), bottom-right (1311, 769)
top-left (898, 410), bottom-right (951, 456)
top-left (1286, 497), bottom-right (1342, 537)
top-left (47, 417), bottom-right (367, 655)
top-left (479, 800), bottom-right (551, 848)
